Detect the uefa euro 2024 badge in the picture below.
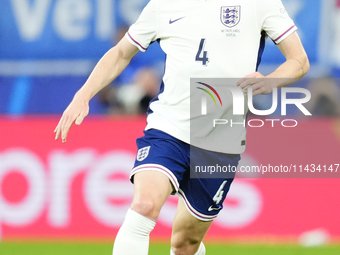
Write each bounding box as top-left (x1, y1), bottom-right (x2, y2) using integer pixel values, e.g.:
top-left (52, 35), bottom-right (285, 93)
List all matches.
top-left (220, 6), bottom-right (241, 37)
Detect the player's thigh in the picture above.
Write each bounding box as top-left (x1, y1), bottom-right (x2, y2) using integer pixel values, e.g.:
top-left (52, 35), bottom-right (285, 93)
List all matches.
top-left (171, 197), bottom-right (213, 249)
top-left (131, 170), bottom-right (174, 220)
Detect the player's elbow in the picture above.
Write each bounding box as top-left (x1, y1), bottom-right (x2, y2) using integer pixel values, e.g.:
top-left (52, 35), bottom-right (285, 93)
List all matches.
top-left (291, 52), bottom-right (310, 78)
top-left (302, 53), bottom-right (310, 77)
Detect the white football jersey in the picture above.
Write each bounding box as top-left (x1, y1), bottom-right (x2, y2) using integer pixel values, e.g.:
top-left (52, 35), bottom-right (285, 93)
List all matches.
top-left (126, 0), bottom-right (296, 154)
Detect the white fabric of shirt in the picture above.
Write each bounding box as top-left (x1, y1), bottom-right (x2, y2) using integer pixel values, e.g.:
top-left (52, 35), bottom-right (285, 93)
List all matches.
top-left (126, 0), bottom-right (297, 154)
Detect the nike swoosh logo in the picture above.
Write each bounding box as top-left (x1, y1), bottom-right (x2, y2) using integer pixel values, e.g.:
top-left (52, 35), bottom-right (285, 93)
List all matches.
top-left (208, 205), bottom-right (221, 212)
top-left (169, 17), bottom-right (185, 24)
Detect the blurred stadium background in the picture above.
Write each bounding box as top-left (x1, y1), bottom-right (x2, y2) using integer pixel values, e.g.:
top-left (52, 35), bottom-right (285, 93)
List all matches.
top-left (0, 0), bottom-right (340, 254)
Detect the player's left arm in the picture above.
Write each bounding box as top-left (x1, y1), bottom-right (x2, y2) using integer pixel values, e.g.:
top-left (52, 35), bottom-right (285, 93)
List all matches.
top-left (237, 31), bottom-right (310, 96)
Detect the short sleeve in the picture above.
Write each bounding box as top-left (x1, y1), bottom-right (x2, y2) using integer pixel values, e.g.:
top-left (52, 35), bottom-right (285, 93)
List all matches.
top-left (257, 0), bottom-right (297, 44)
top-left (125, 0), bottom-right (158, 52)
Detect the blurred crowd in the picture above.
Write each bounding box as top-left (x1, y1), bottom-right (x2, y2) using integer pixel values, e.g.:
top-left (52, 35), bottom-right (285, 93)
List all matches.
top-left (306, 78), bottom-right (340, 116)
top-left (96, 26), bottom-right (162, 115)
top-left (98, 66), bottom-right (160, 115)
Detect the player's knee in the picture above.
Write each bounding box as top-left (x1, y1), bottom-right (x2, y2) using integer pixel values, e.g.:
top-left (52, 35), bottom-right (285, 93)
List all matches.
top-left (131, 197), bottom-right (160, 219)
top-left (171, 233), bottom-right (200, 255)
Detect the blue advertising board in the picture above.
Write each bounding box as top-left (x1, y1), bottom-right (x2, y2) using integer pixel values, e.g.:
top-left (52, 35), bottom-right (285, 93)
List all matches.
top-left (0, 0), bottom-right (334, 114)
top-left (0, 0), bottom-right (153, 59)
top-left (0, 0), bottom-right (330, 63)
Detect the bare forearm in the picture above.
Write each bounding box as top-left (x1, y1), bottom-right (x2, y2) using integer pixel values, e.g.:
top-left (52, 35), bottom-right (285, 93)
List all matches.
top-left (266, 54), bottom-right (310, 88)
top-left (73, 37), bottom-right (138, 102)
top-left (54, 37), bottom-right (138, 142)
top-left (267, 32), bottom-right (310, 88)
top-left (237, 32), bottom-right (309, 96)
top-left (75, 47), bottom-right (131, 101)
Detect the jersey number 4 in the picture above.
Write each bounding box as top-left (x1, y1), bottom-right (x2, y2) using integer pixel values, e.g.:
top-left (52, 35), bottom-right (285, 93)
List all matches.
top-left (213, 180), bottom-right (228, 204)
top-left (195, 38), bottom-right (209, 66)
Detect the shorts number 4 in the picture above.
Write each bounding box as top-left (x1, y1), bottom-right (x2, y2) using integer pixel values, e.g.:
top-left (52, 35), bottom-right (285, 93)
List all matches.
top-left (208, 180), bottom-right (228, 211)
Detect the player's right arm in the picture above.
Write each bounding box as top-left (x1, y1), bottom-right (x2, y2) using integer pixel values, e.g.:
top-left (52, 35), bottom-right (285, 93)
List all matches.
top-left (54, 36), bottom-right (139, 143)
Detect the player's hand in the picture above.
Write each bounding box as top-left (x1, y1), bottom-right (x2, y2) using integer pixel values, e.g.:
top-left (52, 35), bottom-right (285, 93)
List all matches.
top-left (237, 72), bottom-right (275, 96)
top-left (54, 95), bottom-right (89, 143)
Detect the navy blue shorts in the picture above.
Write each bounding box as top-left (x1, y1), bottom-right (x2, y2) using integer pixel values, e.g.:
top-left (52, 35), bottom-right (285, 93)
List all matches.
top-left (130, 129), bottom-right (240, 221)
